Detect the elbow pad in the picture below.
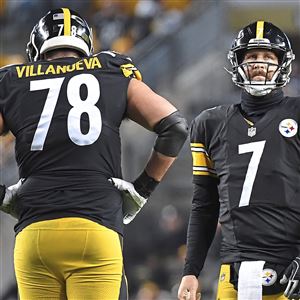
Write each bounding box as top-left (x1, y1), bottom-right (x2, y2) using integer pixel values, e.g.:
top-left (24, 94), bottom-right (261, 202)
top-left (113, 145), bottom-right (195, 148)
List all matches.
top-left (153, 111), bottom-right (188, 157)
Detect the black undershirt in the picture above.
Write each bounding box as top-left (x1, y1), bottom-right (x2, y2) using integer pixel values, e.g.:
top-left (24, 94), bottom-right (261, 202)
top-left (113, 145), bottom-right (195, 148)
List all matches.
top-left (239, 89), bottom-right (285, 123)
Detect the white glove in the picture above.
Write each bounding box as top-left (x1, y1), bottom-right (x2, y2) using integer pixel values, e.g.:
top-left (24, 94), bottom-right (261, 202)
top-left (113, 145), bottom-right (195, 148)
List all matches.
top-left (110, 178), bottom-right (147, 224)
top-left (0, 179), bottom-right (23, 219)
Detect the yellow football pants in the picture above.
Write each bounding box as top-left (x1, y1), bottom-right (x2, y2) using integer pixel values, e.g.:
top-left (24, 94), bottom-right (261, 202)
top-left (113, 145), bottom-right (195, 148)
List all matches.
top-left (14, 217), bottom-right (127, 300)
top-left (216, 264), bottom-right (287, 300)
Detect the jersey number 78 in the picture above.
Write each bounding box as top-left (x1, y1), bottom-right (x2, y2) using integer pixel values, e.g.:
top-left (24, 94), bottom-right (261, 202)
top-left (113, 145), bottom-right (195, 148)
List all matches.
top-left (30, 74), bottom-right (102, 151)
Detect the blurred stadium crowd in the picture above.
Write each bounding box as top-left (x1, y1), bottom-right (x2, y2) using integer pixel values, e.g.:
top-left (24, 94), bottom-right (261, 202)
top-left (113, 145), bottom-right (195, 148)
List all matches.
top-left (1, 1), bottom-right (300, 300)
top-left (0, 0), bottom-right (191, 61)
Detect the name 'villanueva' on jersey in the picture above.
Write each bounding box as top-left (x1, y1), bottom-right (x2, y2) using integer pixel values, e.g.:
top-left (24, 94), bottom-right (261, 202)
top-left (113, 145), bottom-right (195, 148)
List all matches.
top-left (15, 56), bottom-right (102, 78)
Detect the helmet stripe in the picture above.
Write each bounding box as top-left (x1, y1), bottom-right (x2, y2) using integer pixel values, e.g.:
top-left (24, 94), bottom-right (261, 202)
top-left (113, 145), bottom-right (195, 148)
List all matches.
top-left (256, 21), bottom-right (264, 39)
top-left (62, 8), bottom-right (71, 36)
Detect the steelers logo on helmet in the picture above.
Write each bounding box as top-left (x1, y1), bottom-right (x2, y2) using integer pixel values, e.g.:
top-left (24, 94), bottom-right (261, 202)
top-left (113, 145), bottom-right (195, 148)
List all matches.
top-left (279, 119), bottom-right (298, 137)
top-left (262, 268), bottom-right (277, 286)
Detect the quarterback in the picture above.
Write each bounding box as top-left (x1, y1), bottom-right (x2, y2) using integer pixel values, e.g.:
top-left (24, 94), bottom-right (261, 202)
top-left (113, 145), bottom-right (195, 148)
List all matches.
top-left (178, 21), bottom-right (300, 300)
top-left (0, 8), bottom-right (188, 299)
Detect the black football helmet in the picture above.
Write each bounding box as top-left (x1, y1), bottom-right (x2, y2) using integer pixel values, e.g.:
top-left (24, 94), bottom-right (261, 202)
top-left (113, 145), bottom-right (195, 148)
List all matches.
top-left (26, 8), bottom-right (93, 62)
top-left (227, 21), bottom-right (295, 96)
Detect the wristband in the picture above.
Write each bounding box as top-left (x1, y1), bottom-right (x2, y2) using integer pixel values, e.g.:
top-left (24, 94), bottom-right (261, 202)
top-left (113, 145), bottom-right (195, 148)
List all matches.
top-left (133, 171), bottom-right (159, 199)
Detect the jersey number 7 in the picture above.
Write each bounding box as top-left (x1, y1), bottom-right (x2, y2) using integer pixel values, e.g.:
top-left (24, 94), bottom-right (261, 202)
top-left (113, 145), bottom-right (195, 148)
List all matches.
top-left (238, 140), bottom-right (266, 207)
top-left (30, 74), bottom-right (102, 151)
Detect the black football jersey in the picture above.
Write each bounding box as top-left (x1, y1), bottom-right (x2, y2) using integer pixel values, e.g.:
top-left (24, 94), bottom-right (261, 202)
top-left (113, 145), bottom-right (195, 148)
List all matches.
top-left (190, 97), bottom-right (300, 265)
top-left (0, 51), bottom-right (141, 234)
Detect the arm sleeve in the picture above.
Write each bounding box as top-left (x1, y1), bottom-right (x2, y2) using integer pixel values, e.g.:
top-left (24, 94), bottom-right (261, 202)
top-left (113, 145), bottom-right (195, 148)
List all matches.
top-left (183, 115), bottom-right (219, 277)
top-left (183, 178), bottom-right (219, 277)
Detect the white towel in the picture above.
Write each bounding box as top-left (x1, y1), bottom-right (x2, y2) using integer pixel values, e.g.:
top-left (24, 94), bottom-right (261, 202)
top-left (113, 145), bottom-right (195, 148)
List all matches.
top-left (238, 260), bottom-right (266, 300)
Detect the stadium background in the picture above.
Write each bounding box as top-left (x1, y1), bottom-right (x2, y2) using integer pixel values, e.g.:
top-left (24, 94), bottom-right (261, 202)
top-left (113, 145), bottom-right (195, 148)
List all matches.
top-left (0, 0), bottom-right (299, 299)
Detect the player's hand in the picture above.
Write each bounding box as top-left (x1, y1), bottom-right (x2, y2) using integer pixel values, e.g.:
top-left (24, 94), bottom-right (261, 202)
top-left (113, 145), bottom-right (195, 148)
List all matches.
top-left (178, 275), bottom-right (201, 300)
top-left (110, 178), bottom-right (147, 224)
top-left (280, 257), bottom-right (300, 299)
top-left (0, 179), bottom-right (23, 219)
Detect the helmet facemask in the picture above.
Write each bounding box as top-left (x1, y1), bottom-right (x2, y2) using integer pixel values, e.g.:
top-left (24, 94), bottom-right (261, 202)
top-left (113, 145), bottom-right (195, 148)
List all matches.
top-left (240, 61), bottom-right (280, 96)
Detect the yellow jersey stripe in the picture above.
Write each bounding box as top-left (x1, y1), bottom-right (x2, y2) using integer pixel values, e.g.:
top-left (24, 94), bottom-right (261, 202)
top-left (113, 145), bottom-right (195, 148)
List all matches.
top-left (256, 21), bottom-right (264, 39)
top-left (193, 166), bottom-right (217, 174)
top-left (193, 171), bottom-right (217, 177)
top-left (192, 152), bottom-right (213, 169)
top-left (62, 8), bottom-right (71, 36)
top-left (193, 170), bottom-right (211, 176)
top-left (190, 143), bottom-right (204, 147)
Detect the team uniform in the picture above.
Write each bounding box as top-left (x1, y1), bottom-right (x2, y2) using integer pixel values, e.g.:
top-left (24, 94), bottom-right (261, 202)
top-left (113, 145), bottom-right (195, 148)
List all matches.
top-left (179, 20), bottom-right (300, 300)
top-left (0, 51), bottom-right (141, 299)
top-left (1, 7), bottom-right (188, 300)
top-left (189, 90), bottom-right (300, 298)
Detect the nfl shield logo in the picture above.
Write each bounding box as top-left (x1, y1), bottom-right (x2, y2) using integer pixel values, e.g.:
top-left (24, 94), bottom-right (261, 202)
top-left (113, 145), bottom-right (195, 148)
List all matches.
top-left (248, 127), bottom-right (256, 137)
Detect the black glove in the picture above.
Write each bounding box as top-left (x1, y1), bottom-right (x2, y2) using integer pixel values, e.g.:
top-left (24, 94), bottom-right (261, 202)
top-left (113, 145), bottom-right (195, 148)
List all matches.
top-left (280, 257), bottom-right (300, 299)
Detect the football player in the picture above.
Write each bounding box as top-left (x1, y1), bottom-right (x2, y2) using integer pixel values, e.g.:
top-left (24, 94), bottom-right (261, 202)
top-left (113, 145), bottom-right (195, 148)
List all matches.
top-left (178, 21), bottom-right (300, 300)
top-left (0, 8), bottom-right (188, 300)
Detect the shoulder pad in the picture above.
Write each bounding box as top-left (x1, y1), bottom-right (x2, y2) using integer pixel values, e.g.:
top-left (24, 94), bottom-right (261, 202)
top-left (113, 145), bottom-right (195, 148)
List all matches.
top-left (95, 51), bottom-right (142, 81)
top-left (194, 105), bottom-right (223, 123)
top-left (0, 66), bottom-right (10, 82)
top-left (0, 63), bottom-right (23, 82)
top-left (191, 105), bottom-right (232, 132)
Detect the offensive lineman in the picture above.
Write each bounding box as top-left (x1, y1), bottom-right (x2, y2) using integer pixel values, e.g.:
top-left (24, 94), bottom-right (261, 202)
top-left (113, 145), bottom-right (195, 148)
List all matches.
top-left (178, 21), bottom-right (300, 300)
top-left (0, 8), bottom-right (188, 300)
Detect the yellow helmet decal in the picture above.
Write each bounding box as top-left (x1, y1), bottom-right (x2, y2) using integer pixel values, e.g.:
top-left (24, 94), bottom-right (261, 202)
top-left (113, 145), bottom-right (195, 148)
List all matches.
top-left (256, 21), bottom-right (264, 39)
top-left (62, 8), bottom-right (71, 36)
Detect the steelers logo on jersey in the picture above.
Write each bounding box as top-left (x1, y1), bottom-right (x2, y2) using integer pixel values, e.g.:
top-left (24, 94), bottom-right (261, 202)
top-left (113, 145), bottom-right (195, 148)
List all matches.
top-left (261, 268), bottom-right (277, 286)
top-left (279, 119), bottom-right (298, 137)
